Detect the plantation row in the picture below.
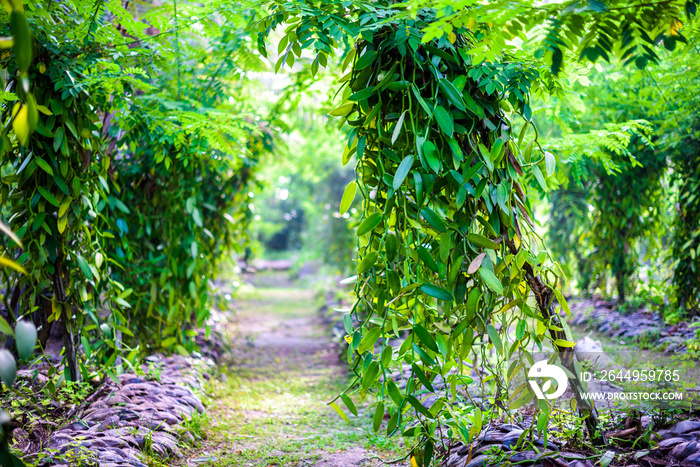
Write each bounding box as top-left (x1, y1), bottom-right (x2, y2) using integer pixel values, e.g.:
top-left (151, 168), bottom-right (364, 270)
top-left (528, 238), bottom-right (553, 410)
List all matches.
top-left (1, 1), bottom-right (272, 387)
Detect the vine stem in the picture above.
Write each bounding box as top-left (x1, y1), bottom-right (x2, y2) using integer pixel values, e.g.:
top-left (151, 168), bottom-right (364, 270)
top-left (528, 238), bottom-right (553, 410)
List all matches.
top-left (504, 236), bottom-right (606, 445)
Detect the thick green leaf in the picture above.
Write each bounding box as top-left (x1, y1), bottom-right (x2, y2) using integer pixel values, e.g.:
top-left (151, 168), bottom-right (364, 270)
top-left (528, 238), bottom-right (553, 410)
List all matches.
top-left (357, 212), bottom-right (383, 236)
top-left (544, 151), bottom-right (556, 176)
top-left (373, 401), bottom-right (384, 432)
top-left (355, 50), bottom-right (377, 70)
top-left (330, 402), bottom-right (349, 423)
top-left (10, 10), bottom-right (31, 73)
top-left (37, 187), bottom-right (59, 207)
top-left (341, 394), bottom-right (358, 416)
top-left (362, 361), bottom-right (379, 389)
top-left (329, 101), bottom-right (354, 117)
top-left (486, 324), bottom-right (503, 354)
top-left (413, 324), bottom-right (439, 353)
top-left (532, 165), bottom-right (548, 191)
top-left (392, 111), bottom-right (406, 145)
top-left (15, 320), bottom-right (37, 360)
top-left (406, 395), bottom-right (434, 418)
top-left (35, 158), bottom-right (53, 176)
top-left (420, 283), bottom-right (454, 301)
top-left (340, 181), bottom-right (357, 215)
top-left (417, 246), bottom-right (439, 273)
top-left (393, 156), bottom-right (413, 190)
top-left (387, 379), bottom-right (403, 406)
top-left (350, 86), bottom-right (376, 101)
top-left (75, 255), bottom-right (93, 280)
top-left (434, 106), bottom-right (453, 137)
top-left (358, 327), bottom-right (382, 353)
top-left (478, 268), bottom-right (504, 294)
top-left (422, 140), bottom-right (440, 173)
top-left (438, 79), bottom-right (466, 111)
top-left (467, 233), bottom-right (500, 250)
top-left (420, 207), bottom-right (446, 232)
top-left (412, 363), bottom-right (435, 392)
top-left (357, 251), bottom-right (379, 274)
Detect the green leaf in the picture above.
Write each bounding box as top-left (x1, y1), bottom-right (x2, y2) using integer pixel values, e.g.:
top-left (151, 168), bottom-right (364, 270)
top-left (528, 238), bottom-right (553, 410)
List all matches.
top-left (0, 222), bottom-right (23, 248)
top-left (0, 257), bottom-right (26, 275)
top-left (358, 327), bottom-right (382, 353)
top-left (600, 451), bottom-right (615, 467)
top-left (362, 361), bottom-right (379, 389)
top-left (329, 101), bottom-right (354, 117)
top-left (406, 395), bottom-right (434, 418)
top-left (412, 363), bottom-right (435, 392)
top-left (532, 165), bottom-right (548, 191)
top-left (391, 111), bottom-right (406, 145)
top-left (75, 255), bottom-right (93, 280)
top-left (350, 86), bottom-right (376, 101)
top-left (0, 316), bottom-right (13, 335)
top-left (387, 380), bottom-right (403, 406)
top-left (417, 247), bottom-right (439, 273)
top-left (413, 324), bottom-right (439, 352)
top-left (420, 283), bottom-right (453, 301)
top-left (467, 233), bottom-right (500, 250)
top-left (341, 394), bottom-right (358, 416)
top-left (357, 251), bottom-right (379, 274)
top-left (478, 143), bottom-right (494, 172)
top-left (35, 158), bottom-right (53, 176)
top-left (393, 156), bottom-right (414, 191)
top-left (486, 324), bottom-right (503, 354)
top-left (544, 151), bottom-right (556, 176)
top-left (438, 79), bottom-right (466, 111)
top-left (478, 268), bottom-right (504, 294)
top-left (373, 401), bottom-right (384, 432)
top-left (411, 84), bottom-right (432, 117)
top-left (161, 336), bottom-right (177, 347)
top-left (37, 187), bottom-right (59, 207)
top-left (330, 402), bottom-right (349, 423)
top-left (10, 10), bottom-right (31, 73)
top-left (357, 212), bottom-right (383, 236)
top-left (434, 106), bottom-right (454, 137)
top-left (490, 138), bottom-right (505, 164)
top-left (509, 387), bottom-right (535, 410)
top-left (355, 50), bottom-right (377, 70)
top-left (340, 181), bottom-right (357, 215)
top-left (448, 138), bottom-right (463, 162)
top-left (553, 339), bottom-right (576, 348)
top-left (192, 208), bottom-right (204, 227)
top-left (14, 319), bottom-right (37, 360)
top-left (422, 140), bottom-right (440, 173)
top-left (0, 349), bottom-right (17, 387)
top-left (53, 127), bottom-right (64, 152)
top-left (420, 207), bottom-right (446, 232)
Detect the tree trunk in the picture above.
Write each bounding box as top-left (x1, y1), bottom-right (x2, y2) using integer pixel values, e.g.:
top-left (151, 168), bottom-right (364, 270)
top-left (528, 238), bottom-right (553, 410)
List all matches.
top-left (616, 272), bottom-right (626, 304)
top-left (53, 266), bottom-right (80, 382)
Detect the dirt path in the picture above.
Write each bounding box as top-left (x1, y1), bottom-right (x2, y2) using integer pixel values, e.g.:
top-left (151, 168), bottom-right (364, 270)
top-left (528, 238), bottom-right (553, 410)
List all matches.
top-left (177, 274), bottom-right (404, 467)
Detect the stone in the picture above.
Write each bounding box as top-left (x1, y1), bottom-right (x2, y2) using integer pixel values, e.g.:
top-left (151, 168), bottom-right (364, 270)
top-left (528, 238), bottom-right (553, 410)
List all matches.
top-left (670, 441), bottom-right (697, 461)
top-left (682, 453), bottom-right (700, 467)
top-left (674, 421), bottom-right (700, 434)
top-left (464, 454), bottom-right (488, 467)
top-left (508, 451), bottom-right (538, 464)
top-left (483, 431), bottom-right (505, 444)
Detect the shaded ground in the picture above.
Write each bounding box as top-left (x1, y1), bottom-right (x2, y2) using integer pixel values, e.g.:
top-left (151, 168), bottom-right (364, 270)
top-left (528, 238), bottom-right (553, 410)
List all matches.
top-left (177, 272), bottom-right (404, 467)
